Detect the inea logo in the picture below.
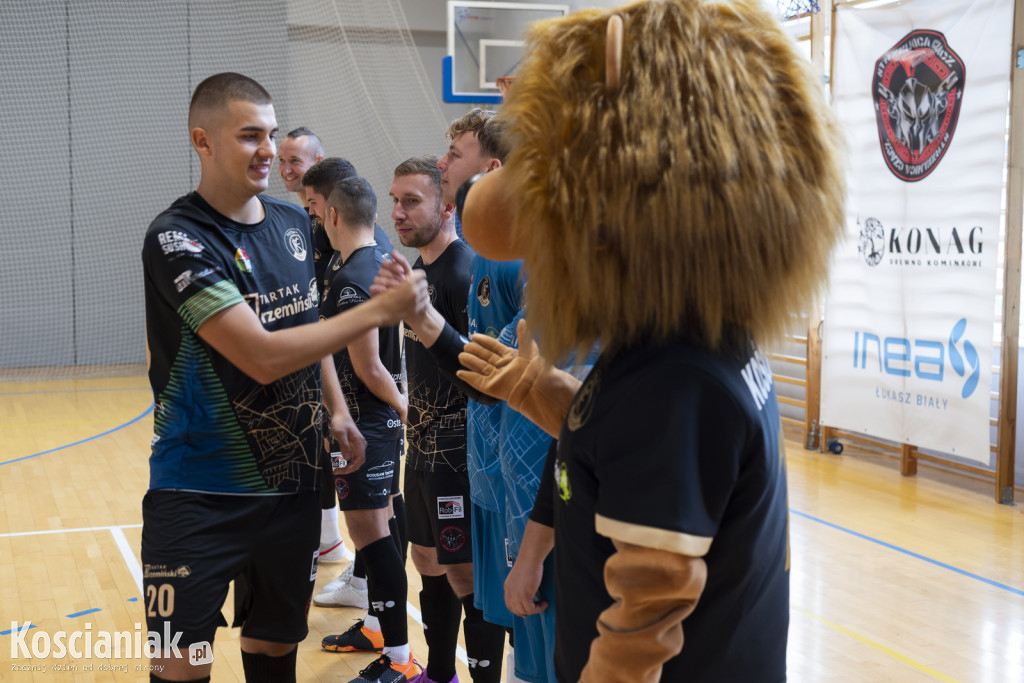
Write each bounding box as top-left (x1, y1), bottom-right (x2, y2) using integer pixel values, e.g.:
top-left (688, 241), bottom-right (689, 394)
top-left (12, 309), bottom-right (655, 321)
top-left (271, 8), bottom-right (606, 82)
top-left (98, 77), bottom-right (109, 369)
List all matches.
top-left (852, 318), bottom-right (979, 398)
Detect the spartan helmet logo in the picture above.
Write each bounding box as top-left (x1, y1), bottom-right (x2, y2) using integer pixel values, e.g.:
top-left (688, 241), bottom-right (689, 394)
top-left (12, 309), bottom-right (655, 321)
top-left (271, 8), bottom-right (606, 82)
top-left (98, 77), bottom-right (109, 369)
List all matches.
top-left (872, 30), bottom-right (965, 182)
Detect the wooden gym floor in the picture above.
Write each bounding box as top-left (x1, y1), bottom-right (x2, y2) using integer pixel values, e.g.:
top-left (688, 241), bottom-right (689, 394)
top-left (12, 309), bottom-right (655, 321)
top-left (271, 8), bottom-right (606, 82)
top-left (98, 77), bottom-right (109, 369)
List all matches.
top-left (1, 374), bottom-right (1022, 682)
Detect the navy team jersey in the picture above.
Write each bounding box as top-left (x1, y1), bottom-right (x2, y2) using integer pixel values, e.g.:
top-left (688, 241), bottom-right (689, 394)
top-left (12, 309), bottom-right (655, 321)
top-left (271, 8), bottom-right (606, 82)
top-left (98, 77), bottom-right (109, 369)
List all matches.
top-left (321, 245), bottom-right (402, 442)
top-left (405, 239), bottom-right (474, 472)
top-left (553, 334), bottom-right (789, 683)
top-left (142, 192), bottom-right (324, 494)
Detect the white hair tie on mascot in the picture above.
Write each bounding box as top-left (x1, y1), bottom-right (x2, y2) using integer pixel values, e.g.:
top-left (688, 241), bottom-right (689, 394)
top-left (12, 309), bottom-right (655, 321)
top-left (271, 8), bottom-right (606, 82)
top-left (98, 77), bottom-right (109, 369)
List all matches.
top-left (454, 0), bottom-right (845, 681)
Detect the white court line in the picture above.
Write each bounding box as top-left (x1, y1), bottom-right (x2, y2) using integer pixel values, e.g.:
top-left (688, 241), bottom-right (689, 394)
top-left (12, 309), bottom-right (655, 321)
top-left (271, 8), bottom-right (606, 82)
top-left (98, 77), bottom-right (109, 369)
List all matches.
top-left (110, 526), bottom-right (144, 594)
top-left (0, 523), bottom-right (142, 538)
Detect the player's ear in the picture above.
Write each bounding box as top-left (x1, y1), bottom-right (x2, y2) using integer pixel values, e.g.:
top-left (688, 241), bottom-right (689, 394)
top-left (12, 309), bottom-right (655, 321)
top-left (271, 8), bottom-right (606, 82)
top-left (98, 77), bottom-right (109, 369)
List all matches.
top-left (485, 158), bottom-right (501, 172)
top-left (191, 127), bottom-right (212, 156)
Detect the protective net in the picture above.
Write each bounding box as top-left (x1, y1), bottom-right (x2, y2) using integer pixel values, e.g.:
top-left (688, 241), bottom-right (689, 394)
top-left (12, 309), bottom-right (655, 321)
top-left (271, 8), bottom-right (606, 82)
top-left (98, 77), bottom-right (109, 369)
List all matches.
top-left (775, 0), bottom-right (822, 19)
top-left (0, 0), bottom-right (448, 379)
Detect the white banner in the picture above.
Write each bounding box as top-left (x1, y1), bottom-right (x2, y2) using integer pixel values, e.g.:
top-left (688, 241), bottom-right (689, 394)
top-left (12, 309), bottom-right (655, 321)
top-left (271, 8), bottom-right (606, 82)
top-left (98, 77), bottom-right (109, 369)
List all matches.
top-left (821, 0), bottom-right (1013, 463)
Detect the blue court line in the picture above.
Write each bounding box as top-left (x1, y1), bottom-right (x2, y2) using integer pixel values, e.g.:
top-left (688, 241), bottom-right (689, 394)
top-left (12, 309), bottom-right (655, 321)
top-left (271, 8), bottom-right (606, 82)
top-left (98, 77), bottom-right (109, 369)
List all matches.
top-left (791, 508), bottom-right (1024, 597)
top-left (66, 608), bottom-right (101, 618)
top-left (1, 624), bottom-right (35, 635)
top-left (0, 402), bottom-right (154, 466)
top-left (0, 387), bottom-right (150, 396)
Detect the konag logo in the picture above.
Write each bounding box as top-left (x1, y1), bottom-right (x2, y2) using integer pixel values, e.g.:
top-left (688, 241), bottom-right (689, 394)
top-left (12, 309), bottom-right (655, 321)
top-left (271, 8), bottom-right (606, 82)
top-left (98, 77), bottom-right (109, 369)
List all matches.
top-left (872, 30), bottom-right (965, 182)
top-left (852, 318), bottom-right (980, 398)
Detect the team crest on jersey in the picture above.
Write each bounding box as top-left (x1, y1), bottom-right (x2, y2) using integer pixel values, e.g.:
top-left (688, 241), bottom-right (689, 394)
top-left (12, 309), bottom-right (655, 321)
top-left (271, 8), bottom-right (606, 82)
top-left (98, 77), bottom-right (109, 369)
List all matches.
top-left (427, 284), bottom-right (436, 305)
top-left (285, 227), bottom-right (308, 261)
top-left (234, 248), bottom-right (252, 273)
top-left (437, 496), bottom-right (464, 519)
top-left (872, 29), bottom-right (965, 182)
top-left (439, 525), bottom-right (466, 552)
top-left (567, 368), bottom-right (599, 431)
top-left (476, 275), bottom-right (491, 307)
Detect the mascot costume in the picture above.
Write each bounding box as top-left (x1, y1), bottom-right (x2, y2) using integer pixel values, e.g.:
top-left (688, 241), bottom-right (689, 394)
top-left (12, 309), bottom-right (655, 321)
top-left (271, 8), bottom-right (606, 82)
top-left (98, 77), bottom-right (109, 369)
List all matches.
top-left (451, 0), bottom-right (846, 681)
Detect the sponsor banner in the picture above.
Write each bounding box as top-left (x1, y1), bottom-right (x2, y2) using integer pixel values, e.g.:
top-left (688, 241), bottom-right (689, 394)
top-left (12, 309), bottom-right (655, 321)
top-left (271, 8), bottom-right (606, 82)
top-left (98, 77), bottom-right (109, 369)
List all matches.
top-left (821, 0), bottom-right (1012, 463)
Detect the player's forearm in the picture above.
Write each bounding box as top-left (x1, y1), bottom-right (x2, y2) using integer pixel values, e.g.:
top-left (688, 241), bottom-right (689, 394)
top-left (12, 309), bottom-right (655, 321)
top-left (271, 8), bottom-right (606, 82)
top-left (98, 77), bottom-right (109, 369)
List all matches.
top-left (204, 300), bottom-right (391, 385)
top-left (580, 541), bottom-right (706, 683)
top-left (517, 519), bottom-right (554, 568)
top-left (405, 303), bottom-right (446, 348)
top-left (355, 361), bottom-right (405, 414)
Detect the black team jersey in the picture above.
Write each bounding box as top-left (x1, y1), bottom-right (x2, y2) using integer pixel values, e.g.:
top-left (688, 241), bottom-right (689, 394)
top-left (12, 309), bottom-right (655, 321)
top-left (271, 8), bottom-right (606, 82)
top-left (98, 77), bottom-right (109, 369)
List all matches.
top-left (310, 206), bottom-right (394, 302)
top-left (553, 334), bottom-right (789, 683)
top-left (321, 245), bottom-right (402, 442)
top-left (142, 192), bottom-right (323, 494)
top-left (404, 239), bottom-right (474, 472)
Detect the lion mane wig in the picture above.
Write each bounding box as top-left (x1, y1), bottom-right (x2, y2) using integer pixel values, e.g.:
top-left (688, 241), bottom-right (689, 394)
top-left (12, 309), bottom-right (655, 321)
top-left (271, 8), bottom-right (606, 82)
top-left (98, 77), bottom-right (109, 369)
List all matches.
top-left (496, 0), bottom-right (845, 361)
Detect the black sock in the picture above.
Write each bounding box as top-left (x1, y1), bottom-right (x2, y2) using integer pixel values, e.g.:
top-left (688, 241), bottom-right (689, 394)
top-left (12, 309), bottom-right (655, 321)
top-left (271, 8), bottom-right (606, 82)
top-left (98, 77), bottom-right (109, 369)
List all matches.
top-left (419, 573), bottom-right (461, 682)
top-left (461, 594), bottom-right (506, 683)
top-left (362, 535), bottom-right (408, 646)
top-left (353, 548), bottom-right (366, 580)
top-left (390, 494), bottom-right (408, 563)
top-left (240, 648), bottom-right (297, 683)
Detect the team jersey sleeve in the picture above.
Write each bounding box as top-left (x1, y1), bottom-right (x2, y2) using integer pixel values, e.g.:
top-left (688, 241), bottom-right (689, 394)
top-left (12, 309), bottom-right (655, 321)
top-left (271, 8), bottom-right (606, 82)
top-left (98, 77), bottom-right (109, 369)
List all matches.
top-left (592, 369), bottom-right (749, 557)
top-left (142, 224), bottom-right (243, 332)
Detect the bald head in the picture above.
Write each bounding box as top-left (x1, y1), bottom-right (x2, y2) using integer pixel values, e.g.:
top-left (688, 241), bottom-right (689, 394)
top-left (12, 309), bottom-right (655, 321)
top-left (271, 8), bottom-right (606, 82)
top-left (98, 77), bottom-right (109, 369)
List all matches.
top-left (188, 72), bottom-right (272, 131)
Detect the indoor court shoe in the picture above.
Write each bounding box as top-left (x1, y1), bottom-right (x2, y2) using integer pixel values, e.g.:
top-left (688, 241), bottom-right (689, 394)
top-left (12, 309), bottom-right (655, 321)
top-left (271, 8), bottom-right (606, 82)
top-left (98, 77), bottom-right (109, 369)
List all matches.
top-left (314, 579), bottom-right (369, 609)
top-left (409, 669), bottom-right (459, 683)
top-left (319, 538), bottom-right (348, 563)
top-left (322, 619), bottom-right (385, 653)
top-left (348, 654), bottom-right (423, 683)
top-left (321, 561), bottom-right (355, 593)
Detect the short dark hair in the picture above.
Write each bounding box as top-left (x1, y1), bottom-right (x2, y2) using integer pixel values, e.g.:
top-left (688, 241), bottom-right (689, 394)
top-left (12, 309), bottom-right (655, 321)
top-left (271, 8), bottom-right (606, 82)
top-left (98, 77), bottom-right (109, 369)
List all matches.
top-left (447, 108), bottom-right (509, 163)
top-left (327, 177), bottom-right (377, 229)
top-left (285, 127), bottom-right (325, 158)
top-left (393, 155), bottom-right (443, 202)
top-left (188, 72), bottom-right (271, 129)
top-left (302, 157), bottom-right (358, 198)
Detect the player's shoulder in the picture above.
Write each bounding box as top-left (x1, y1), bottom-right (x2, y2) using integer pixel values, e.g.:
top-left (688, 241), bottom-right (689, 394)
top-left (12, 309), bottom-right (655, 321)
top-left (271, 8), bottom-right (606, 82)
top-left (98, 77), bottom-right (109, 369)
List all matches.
top-left (260, 194), bottom-right (310, 223)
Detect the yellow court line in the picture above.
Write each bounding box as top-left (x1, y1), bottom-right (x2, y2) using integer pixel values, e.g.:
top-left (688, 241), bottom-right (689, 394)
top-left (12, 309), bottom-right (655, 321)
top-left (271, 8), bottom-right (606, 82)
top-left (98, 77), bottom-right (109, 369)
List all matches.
top-left (792, 605), bottom-right (961, 683)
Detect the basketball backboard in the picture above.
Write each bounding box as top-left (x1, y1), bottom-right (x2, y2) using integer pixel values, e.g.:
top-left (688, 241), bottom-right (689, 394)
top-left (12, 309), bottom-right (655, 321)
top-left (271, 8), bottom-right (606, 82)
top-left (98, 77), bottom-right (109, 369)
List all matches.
top-left (444, 1), bottom-right (569, 103)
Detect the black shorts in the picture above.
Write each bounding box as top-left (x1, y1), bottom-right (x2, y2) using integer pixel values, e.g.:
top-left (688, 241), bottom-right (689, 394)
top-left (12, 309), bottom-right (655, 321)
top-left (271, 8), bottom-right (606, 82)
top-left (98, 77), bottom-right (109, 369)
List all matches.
top-left (319, 447), bottom-right (336, 509)
top-left (141, 490), bottom-right (320, 648)
top-left (335, 438), bottom-right (400, 511)
top-left (404, 467), bottom-right (473, 564)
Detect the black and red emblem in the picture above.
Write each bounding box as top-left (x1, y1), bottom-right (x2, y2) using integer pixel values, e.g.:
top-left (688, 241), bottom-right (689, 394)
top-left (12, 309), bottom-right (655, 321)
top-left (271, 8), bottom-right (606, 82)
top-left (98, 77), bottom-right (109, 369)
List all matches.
top-left (439, 525), bottom-right (466, 553)
top-left (872, 29), bottom-right (965, 182)
top-left (334, 476), bottom-right (350, 500)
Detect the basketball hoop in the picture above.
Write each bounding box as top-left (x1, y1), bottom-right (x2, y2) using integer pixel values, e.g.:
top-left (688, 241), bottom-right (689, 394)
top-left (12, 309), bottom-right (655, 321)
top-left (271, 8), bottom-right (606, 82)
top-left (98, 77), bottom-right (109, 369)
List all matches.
top-left (496, 76), bottom-right (516, 98)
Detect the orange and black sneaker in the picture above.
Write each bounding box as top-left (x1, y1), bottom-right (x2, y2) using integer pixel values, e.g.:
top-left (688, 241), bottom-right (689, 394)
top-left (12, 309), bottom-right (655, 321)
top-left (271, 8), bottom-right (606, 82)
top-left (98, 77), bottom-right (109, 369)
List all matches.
top-left (321, 619), bottom-right (385, 653)
top-left (347, 654), bottom-right (423, 683)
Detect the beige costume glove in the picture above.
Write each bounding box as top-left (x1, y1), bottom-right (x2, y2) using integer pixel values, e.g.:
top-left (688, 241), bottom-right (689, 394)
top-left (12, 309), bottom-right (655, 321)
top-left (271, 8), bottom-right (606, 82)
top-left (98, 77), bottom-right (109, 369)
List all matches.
top-left (580, 540), bottom-right (707, 683)
top-left (456, 319), bottom-right (581, 437)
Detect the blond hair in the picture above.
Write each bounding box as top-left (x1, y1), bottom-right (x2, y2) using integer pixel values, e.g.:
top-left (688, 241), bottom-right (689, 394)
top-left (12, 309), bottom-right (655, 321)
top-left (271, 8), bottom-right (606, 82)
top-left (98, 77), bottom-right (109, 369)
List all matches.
top-left (501, 0), bottom-right (845, 361)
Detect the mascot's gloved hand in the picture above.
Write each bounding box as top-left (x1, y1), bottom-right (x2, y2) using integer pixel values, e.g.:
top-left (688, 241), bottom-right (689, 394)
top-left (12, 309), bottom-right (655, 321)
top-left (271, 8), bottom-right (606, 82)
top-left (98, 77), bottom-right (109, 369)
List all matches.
top-left (457, 319), bottom-right (581, 437)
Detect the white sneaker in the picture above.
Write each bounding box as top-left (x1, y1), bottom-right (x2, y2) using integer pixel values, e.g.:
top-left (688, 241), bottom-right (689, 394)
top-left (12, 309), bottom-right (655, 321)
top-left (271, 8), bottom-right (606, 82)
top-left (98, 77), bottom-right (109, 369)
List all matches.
top-left (319, 539), bottom-right (348, 563)
top-left (313, 580), bottom-right (369, 609)
top-left (322, 562), bottom-right (355, 594)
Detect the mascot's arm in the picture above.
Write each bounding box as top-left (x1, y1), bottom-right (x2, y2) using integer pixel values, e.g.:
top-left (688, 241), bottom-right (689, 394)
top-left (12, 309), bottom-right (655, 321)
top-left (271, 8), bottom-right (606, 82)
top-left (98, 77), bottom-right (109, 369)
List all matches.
top-left (580, 539), bottom-right (706, 683)
top-left (457, 319), bottom-right (581, 437)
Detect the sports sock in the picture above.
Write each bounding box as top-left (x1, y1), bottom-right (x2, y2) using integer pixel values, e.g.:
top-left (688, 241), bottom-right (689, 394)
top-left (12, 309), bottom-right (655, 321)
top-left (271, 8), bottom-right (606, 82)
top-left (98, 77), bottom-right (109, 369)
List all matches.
top-left (362, 535), bottom-right (409, 646)
top-left (389, 494), bottom-right (409, 563)
top-left (384, 643), bottom-right (412, 665)
top-left (240, 648), bottom-right (297, 683)
top-left (461, 594), bottom-right (505, 683)
top-left (419, 573), bottom-right (461, 683)
top-left (320, 506), bottom-right (341, 547)
top-left (353, 548), bottom-right (367, 580)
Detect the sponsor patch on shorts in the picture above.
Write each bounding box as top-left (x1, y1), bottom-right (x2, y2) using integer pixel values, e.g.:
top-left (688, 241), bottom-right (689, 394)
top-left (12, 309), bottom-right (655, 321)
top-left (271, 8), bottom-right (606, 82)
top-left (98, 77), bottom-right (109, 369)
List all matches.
top-left (439, 525), bottom-right (466, 552)
top-left (437, 495), bottom-right (464, 519)
top-left (310, 549), bottom-right (319, 581)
